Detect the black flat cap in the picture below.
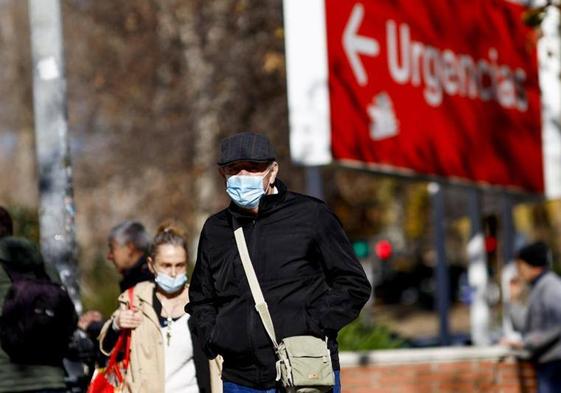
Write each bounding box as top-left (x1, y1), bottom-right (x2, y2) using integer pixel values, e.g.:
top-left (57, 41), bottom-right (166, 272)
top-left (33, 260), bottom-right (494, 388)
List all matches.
top-left (517, 241), bottom-right (550, 267)
top-left (218, 132), bottom-right (276, 166)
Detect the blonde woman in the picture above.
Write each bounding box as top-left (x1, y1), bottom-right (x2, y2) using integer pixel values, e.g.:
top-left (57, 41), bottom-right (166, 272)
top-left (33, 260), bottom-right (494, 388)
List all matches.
top-left (100, 224), bottom-right (220, 393)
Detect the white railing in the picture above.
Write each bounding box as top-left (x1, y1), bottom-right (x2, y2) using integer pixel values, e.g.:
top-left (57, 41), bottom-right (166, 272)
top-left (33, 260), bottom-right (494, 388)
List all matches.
top-left (340, 346), bottom-right (513, 367)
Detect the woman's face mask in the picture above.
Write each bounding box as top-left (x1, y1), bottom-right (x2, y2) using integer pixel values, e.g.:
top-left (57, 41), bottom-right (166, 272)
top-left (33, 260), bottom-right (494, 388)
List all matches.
top-left (155, 272), bottom-right (188, 294)
top-left (226, 168), bottom-right (271, 209)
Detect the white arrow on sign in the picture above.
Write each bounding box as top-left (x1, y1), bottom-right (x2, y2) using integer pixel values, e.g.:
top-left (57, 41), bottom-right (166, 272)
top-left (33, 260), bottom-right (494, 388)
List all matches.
top-left (343, 3), bottom-right (379, 86)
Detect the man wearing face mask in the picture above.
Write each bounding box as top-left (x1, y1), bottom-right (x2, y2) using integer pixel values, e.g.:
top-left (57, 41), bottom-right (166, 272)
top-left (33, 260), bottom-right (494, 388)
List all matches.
top-left (186, 132), bottom-right (371, 392)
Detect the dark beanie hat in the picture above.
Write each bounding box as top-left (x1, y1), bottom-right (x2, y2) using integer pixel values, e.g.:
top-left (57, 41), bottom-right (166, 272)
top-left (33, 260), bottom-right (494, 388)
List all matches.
top-left (218, 132), bottom-right (276, 166)
top-left (0, 236), bottom-right (45, 274)
top-left (517, 241), bottom-right (550, 267)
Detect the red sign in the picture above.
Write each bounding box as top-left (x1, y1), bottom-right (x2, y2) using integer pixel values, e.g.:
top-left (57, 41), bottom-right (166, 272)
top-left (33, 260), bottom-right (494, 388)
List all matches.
top-left (325, 0), bottom-right (542, 192)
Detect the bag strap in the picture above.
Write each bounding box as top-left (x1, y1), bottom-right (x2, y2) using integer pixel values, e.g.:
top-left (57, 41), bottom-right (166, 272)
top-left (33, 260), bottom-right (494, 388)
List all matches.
top-left (105, 287), bottom-right (135, 379)
top-left (121, 287), bottom-right (135, 370)
top-left (233, 227), bottom-right (279, 349)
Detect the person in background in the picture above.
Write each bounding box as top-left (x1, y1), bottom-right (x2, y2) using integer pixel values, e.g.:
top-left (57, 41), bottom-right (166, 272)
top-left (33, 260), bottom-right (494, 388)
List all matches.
top-left (0, 206), bottom-right (71, 393)
top-left (79, 220), bottom-right (154, 339)
top-left (0, 206), bottom-right (13, 239)
top-left (502, 241), bottom-right (561, 393)
top-left (107, 220), bottom-right (154, 292)
top-left (186, 132), bottom-right (371, 392)
top-left (99, 223), bottom-right (219, 393)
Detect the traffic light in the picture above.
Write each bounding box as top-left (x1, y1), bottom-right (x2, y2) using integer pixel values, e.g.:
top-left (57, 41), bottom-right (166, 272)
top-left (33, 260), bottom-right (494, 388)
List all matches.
top-left (352, 240), bottom-right (370, 259)
top-left (374, 239), bottom-right (393, 262)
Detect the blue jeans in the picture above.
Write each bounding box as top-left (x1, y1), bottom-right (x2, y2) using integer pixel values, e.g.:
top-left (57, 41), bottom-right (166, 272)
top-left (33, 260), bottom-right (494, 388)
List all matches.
top-left (223, 370), bottom-right (341, 393)
top-left (536, 360), bottom-right (561, 393)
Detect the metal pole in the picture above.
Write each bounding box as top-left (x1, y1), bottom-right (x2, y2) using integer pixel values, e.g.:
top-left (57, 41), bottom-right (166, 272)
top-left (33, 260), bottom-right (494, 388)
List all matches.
top-left (428, 182), bottom-right (451, 345)
top-left (501, 194), bottom-right (515, 265)
top-left (305, 166), bottom-right (325, 200)
top-left (467, 188), bottom-right (490, 346)
top-left (501, 193), bottom-right (515, 336)
top-left (28, 0), bottom-right (81, 312)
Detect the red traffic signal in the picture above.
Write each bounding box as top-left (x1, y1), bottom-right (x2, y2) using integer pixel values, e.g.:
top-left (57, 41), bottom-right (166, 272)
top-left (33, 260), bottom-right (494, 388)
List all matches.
top-left (374, 240), bottom-right (393, 261)
top-left (485, 235), bottom-right (497, 253)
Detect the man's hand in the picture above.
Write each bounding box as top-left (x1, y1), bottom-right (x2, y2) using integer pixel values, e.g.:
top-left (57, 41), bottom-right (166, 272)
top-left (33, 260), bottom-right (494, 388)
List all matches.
top-left (78, 310), bottom-right (103, 331)
top-left (499, 336), bottom-right (524, 350)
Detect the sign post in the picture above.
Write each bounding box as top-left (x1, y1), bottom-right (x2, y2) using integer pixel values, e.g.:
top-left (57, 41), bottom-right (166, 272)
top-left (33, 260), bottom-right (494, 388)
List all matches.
top-left (429, 183), bottom-right (451, 345)
top-left (540, 5), bottom-right (561, 199)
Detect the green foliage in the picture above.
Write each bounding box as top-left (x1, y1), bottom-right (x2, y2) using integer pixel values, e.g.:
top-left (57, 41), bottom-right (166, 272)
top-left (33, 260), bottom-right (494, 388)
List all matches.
top-left (7, 205), bottom-right (39, 243)
top-left (523, 6), bottom-right (547, 28)
top-left (404, 183), bottom-right (429, 241)
top-left (338, 318), bottom-right (406, 351)
top-left (80, 254), bottom-right (121, 318)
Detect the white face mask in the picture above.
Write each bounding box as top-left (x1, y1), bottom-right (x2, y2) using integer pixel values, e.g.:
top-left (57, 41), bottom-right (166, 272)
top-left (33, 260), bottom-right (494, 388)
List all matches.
top-left (226, 169), bottom-right (271, 209)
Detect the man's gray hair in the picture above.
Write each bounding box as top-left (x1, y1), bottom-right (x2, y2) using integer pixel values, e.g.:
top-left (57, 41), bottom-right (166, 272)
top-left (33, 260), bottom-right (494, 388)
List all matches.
top-left (108, 220), bottom-right (150, 253)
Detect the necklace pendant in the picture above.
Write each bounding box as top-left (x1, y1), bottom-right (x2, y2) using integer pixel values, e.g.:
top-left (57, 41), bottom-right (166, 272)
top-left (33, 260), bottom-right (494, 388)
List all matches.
top-left (166, 316), bottom-right (173, 346)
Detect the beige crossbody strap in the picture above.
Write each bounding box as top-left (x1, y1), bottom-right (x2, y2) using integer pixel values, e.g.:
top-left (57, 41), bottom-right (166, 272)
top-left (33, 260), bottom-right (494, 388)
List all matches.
top-left (234, 227), bottom-right (279, 348)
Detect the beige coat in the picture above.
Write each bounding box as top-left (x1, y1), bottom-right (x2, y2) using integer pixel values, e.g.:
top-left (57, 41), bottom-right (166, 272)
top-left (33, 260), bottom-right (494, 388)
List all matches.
top-left (99, 281), bottom-right (222, 393)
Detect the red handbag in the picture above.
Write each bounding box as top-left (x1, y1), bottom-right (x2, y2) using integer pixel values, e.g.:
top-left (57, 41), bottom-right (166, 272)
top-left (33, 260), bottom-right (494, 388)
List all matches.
top-left (87, 287), bottom-right (135, 393)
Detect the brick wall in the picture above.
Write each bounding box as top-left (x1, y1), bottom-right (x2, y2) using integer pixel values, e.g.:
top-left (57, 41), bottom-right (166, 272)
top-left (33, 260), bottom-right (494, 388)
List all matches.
top-left (340, 347), bottom-right (536, 393)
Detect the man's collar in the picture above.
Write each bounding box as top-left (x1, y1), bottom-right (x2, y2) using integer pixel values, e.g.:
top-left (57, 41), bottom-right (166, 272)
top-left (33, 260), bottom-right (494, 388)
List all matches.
top-left (529, 269), bottom-right (548, 287)
top-left (122, 254), bottom-right (147, 277)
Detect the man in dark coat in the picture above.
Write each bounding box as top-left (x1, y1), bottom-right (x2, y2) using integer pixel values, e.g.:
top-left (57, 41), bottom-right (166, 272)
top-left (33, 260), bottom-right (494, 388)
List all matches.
top-left (106, 220), bottom-right (154, 292)
top-left (186, 132), bottom-right (371, 392)
top-left (79, 221), bottom-right (154, 363)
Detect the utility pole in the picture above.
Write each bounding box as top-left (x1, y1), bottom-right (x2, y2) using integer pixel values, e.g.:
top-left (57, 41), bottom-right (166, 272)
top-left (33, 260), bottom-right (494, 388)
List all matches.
top-left (28, 0), bottom-right (81, 312)
top-left (305, 166), bottom-right (325, 200)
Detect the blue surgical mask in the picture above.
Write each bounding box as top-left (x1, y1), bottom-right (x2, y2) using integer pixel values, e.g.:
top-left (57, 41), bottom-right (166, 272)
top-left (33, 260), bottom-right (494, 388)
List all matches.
top-left (226, 170), bottom-right (270, 209)
top-left (155, 273), bottom-right (188, 294)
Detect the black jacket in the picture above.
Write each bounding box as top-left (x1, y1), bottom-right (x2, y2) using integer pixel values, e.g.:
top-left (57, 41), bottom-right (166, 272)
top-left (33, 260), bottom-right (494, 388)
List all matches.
top-left (186, 180), bottom-right (371, 388)
top-left (119, 254), bottom-right (153, 293)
